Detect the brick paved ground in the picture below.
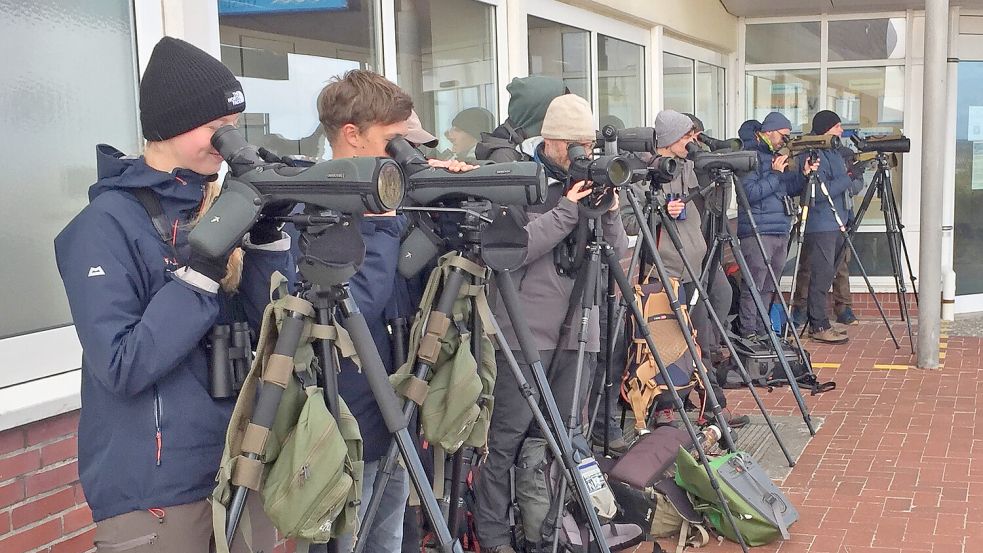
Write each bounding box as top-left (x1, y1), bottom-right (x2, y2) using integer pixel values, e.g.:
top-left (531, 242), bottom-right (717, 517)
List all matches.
top-left (636, 317), bottom-right (982, 553)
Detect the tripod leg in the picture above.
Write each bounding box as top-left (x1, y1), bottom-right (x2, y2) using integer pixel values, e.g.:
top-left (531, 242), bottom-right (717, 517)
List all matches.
top-left (621, 190), bottom-right (738, 452)
top-left (632, 190), bottom-right (795, 466)
top-left (491, 271), bottom-right (612, 553)
top-left (226, 308), bottom-right (308, 545)
top-left (723, 231), bottom-right (816, 435)
top-left (338, 293), bottom-right (463, 553)
top-left (816, 181), bottom-right (900, 350)
top-left (601, 245), bottom-right (750, 553)
top-left (354, 267), bottom-right (471, 552)
top-left (882, 179), bottom-right (916, 353)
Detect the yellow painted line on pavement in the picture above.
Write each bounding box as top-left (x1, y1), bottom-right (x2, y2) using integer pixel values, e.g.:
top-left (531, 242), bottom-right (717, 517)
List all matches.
top-left (811, 362), bottom-right (841, 368)
top-left (873, 364), bottom-right (909, 370)
top-left (939, 342), bottom-right (948, 349)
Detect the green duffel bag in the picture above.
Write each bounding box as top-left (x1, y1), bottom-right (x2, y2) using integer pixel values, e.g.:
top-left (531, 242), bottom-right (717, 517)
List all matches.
top-left (674, 447), bottom-right (798, 547)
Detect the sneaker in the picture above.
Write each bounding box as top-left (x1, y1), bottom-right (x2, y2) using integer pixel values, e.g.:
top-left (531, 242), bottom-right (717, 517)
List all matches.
top-left (836, 307), bottom-right (859, 326)
top-left (725, 410), bottom-right (751, 429)
top-left (809, 327), bottom-right (849, 344)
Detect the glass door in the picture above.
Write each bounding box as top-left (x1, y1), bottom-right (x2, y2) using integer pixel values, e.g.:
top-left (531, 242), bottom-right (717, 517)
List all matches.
top-left (954, 61), bottom-right (983, 298)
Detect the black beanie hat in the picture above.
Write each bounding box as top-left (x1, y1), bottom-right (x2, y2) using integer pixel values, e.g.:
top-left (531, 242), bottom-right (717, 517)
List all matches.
top-left (451, 107), bottom-right (495, 139)
top-left (140, 37), bottom-right (246, 141)
top-left (812, 110), bottom-right (841, 135)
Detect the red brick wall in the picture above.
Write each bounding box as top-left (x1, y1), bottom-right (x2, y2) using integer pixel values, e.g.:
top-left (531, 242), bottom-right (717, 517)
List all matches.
top-left (0, 411), bottom-right (297, 553)
top-left (0, 411), bottom-right (92, 553)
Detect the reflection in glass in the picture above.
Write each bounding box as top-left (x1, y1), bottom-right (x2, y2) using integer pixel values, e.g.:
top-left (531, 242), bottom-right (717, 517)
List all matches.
top-left (663, 53), bottom-right (694, 114)
top-left (397, 0), bottom-right (498, 159)
top-left (745, 69), bottom-right (820, 133)
top-left (953, 61), bottom-right (983, 294)
top-left (745, 22), bottom-right (821, 64)
top-left (826, 66), bottom-right (905, 226)
top-left (598, 35), bottom-right (644, 127)
top-left (828, 18), bottom-right (906, 61)
top-left (696, 62), bottom-right (725, 137)
top-left (528, 16), bottom-right (591, 102)
top-left (1, 0), bottom-right (139, 338)
top-left (219, 1), bottom-right (378, 160)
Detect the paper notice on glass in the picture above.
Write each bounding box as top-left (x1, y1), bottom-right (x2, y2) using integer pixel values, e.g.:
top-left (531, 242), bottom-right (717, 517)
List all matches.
top-left (970, 106), bottom-right (983, 141)
top-left (973, 142), bottom-right (983, 190)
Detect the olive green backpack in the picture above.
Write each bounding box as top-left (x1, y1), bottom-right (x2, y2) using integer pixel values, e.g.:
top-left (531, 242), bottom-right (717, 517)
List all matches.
top-left (390, 252), bottom-right (497, 454)
top-left (212, 273), bottom-right (363, 552)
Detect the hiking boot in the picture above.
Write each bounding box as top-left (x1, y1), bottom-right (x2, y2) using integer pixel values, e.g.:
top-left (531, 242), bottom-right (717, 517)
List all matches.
top-left (481, 544), bottom-right (517, 553)
top-left (654, 408), bottom-right (677, 428)
top-left (809, 327), bottom-right (849, 344)
top-left (723, 409), bottom-right (751, 429)
top-left (836, 307), bottom-right (859, 326)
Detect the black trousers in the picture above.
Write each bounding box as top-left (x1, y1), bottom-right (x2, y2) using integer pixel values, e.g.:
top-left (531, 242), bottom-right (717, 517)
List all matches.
top-left (803, 231), bottom-right (844, 331)
top-left (473, 349), bottom-right (596, 548)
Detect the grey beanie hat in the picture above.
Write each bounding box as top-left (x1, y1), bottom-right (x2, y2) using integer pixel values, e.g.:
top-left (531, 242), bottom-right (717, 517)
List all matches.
top-left (654, 110), bottom-right (694, 148)
top-left (760, 112), bottom-right (793, 132)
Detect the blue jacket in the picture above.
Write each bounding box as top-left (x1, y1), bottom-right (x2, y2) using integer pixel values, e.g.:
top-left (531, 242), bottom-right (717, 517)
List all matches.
top-left (797, 148), bottom-right (855, 233)
top-left (737, 140), bottom-right (806, 237)
top-left (54, 146), bottom-right (293, 521)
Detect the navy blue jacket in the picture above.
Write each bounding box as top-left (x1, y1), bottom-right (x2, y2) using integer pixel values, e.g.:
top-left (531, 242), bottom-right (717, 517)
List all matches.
top-left (738, 140), bottom-right (806, 237)
top-left (797, 148), bottom-right (856, 233)
top-left (54, 146), bottom-right (292, 521)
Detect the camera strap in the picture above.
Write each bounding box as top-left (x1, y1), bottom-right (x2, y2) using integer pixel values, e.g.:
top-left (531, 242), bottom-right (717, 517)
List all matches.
top-left (129, 187), bottom-right (174, 245)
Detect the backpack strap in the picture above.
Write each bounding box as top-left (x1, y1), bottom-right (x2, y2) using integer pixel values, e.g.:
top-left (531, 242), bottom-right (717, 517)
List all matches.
top-left (128, 188), bottom-right (174, 245)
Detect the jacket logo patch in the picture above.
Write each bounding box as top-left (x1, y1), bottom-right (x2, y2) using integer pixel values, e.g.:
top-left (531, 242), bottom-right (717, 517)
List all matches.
top-left (210, 216), bottom-right (221, 223)
top-left (88, 266), bottom-right (106, 277)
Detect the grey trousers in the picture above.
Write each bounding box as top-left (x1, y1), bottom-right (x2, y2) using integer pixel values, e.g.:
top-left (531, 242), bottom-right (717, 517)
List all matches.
top-left (738, 234), bottom-right (789, 335)
top-left (473, 349), bottom-right (596, 548)
top-left (684, 266), bottom-right (732, 357)
top-left (93, 493), bottom-right (273, 553)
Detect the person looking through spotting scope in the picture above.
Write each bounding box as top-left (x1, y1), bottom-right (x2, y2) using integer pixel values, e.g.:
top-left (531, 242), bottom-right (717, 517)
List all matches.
top-left (737, 112), bottom-right (818, 341)
top-left (472, 94), bottom-right (629, 553)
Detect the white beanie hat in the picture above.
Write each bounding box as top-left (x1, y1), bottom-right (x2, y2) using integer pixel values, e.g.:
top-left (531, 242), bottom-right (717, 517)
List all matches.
top-left (540, 94), bottom-right (595, 142)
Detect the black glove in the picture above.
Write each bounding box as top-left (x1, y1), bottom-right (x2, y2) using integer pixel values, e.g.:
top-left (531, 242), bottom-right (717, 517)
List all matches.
top-left (249, 201), bottom-right (296, 244)
top-left (189, 250), bottom-right (229, 283)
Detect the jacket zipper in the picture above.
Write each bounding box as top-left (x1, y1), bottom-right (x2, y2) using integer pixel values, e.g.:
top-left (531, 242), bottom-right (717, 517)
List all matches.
top-left (153, 386), bottom-right (163, 466)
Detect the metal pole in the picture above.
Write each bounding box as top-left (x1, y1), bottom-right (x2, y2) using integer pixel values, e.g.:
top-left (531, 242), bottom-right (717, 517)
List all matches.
top-left (918, 0), bottom-right (950, 368)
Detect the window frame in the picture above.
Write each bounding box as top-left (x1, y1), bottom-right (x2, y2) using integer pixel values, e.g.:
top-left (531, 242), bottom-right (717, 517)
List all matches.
top-left (0, 0), bottom-right (151, 430)
top-left (662, 35), bottom-right (730, 137)
top-left (741, 11), bottom-right (920, 292)
top-left (518, 0), bottom-right (652, 127)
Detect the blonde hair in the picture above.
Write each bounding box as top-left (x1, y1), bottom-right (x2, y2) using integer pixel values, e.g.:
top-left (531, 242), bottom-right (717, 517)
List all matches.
top-left (195, 180), bottom-right (243, 293)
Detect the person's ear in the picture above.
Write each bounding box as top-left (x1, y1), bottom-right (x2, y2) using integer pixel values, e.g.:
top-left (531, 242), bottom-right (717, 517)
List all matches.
top-left (340, 123), bottom-right (361, 149)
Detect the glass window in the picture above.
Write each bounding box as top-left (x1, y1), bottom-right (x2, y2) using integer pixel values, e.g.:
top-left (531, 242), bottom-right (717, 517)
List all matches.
top-left (1, 0), bottom-right (139, 339)
top-left (528, 16), bottom-right (591, 102)
top-left (396, 0), bottom-right (498, 160)
top-left (952, 61), bottom-right (983, 294)
top-left (598, 35), bottom-right (644, 127)
top-left (745, 69), bottom-right (821, 133)
top-left (745, 22), bottom-right (821, 64)
top-left (696, 62), bottom-right (726, 137)
top-left (827, 66), bottom-right (905, 225)
top-left (828, 18), bottom-right (906, 61)
top-left (663, 53), bottom-right (694, 114)
top-left (219, 0), bottom-right (378, 160)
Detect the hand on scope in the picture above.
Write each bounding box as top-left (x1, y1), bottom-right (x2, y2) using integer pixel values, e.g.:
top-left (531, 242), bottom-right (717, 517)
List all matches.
top-left (428, 158), bottom-right (478, 173)
top-left (802, 157), bottom-right (820, 176)
top-left (188, 246), bottom-right (232, 284)
top-left (565, 180), bottom-right (593, 203)
top-left (607, 192), bottom-right (620, 213)
top-left (667, 199), bottom-right (685, 218)
top-left (771, 154), bottom-right (789, 173)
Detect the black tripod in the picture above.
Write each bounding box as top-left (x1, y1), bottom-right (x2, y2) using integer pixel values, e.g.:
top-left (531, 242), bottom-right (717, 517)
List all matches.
top-left (585, 198), bottom-right (751, 553)
top-left (843, 153), bottom-right (916, 353)
top-left (628, 182), bottom-right (798, 467)
top-left (695, 169), bottom-right (817, 435)
top-left (789, 160), bottom-right (899, 350)
top-left (357, 206), bottom-right (614, 552)
top-left (223, 214), bottom-right (464, 553)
